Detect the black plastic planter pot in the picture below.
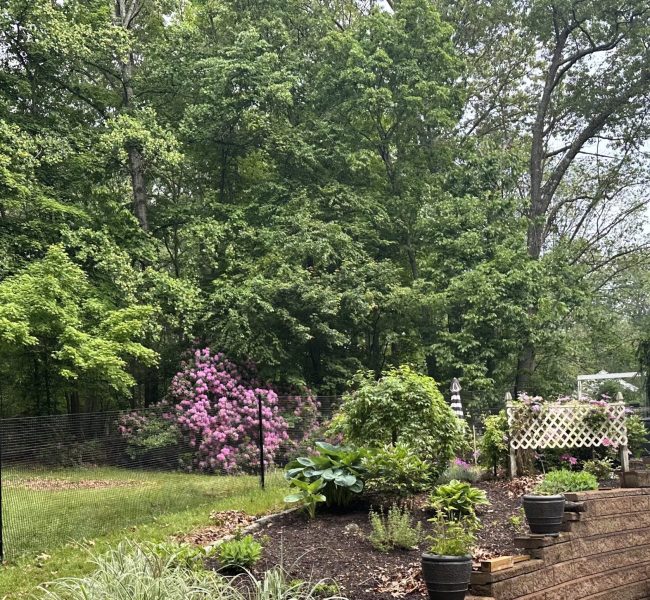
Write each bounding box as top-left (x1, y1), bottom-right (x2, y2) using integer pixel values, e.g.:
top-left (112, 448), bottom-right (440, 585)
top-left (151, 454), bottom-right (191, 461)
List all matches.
top-left (523, 494), bottom-right (565, 535)
top-left (421, 554), bottom-right (472, 600)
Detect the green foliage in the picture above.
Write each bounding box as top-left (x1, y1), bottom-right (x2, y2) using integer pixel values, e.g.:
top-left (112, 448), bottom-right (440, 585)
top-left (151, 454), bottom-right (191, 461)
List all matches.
top-left (368, 505), bottom-right (423, 552)
top-left (363, 443), bottom-right (433, 498)
top-left (626, 415), bottom-right (648, 458)
top-left (37, 542), bottom-right (347, 600)
top-left (426, 515), bottom-right (477, 557)
top-left (582, 458), bottom-right (614, 481)
top-left (335, 367), bottom-right (463, 477)
top-left (507, 508), bottom-right (526, 532)
top-left (1, 0), bottom-right (648, 419)
top-left (534, 470), bottom-right (598, 495)
top-left (0, 246), bottom-right (157, 414)
top-left (216, 535), bottom-right (263, 572)
top-left (283, 478), bottom-right (327, 520)
top-left (438, 460), bottom-right (484, 484)
top-left (284, 442), bottom-right (366, 509)
top-left (149, 542), bottom-right (216, 571)
top-left (429, 481), bottom-right (489, 523)
top-left (479, 411), bottom-right (509, 475)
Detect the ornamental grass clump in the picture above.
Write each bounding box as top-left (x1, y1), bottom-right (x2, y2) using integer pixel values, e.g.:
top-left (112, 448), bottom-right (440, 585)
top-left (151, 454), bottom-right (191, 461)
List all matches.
top-left (368, 504), bottom-right (423, 552)
top-left (38, 541), bottom-right (349, 600)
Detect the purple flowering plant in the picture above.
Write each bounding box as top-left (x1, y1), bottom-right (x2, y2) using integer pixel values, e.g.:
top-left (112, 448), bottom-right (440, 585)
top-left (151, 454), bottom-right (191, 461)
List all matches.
top-left (119, 348), bottom-right (322, 473)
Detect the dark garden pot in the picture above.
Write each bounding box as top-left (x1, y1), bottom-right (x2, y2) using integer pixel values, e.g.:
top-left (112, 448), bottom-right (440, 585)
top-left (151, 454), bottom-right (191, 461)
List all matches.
top-left (523, 494), bottom-right (565, 535)
top-left (421, 553), bottom-right (472, 600)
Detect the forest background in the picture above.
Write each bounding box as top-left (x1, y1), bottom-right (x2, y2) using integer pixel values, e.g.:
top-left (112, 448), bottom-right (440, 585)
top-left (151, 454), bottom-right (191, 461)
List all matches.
top-left (1, 0), bottom-right (649, 417)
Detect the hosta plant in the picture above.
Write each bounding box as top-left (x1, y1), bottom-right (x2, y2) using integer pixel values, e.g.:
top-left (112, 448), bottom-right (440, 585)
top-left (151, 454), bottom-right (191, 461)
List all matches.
top-left (284, 477), bottom-right (327, 519)
top-left (217, 535), bottom-right (263, 572)
top-left (284, 442), bottom-right (366, 507)
top-left (428, 480), bottom-right (489, 523)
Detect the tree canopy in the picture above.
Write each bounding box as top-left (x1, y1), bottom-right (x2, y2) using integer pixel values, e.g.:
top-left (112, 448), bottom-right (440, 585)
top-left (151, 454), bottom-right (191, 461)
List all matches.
top-left (0, 0), bottom-right (648, 415)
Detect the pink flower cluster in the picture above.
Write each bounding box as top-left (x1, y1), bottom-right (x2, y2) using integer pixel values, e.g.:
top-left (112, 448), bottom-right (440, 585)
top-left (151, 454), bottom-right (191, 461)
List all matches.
top-left (560, 453), bottom-right (578, 466)
top-left (166, 348), bottom-right (291, 473)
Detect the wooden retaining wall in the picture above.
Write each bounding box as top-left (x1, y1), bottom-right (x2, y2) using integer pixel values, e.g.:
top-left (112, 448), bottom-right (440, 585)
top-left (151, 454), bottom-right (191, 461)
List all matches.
top-left (469, 488), bottom-right (650, 600)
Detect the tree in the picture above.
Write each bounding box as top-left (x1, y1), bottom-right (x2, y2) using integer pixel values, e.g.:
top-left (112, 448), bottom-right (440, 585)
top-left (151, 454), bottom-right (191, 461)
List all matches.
top-left (0, 246), bottom-right (157, 414)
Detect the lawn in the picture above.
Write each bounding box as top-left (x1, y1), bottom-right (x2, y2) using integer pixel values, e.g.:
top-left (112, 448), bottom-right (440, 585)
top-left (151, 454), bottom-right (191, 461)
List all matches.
top-left (0, 467), bottom-right (288, 599)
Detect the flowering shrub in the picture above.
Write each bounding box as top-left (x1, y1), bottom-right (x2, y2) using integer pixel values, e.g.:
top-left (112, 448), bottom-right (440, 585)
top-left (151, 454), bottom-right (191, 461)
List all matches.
top-left (167, 348), bottom-right (290, 473)
top-left (120, 349), bottom-right (322, 473)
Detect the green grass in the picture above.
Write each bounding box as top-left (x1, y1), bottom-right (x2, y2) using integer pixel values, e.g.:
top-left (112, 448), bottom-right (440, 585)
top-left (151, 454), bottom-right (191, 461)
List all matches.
top-left (0, 467), bottom-right (289, 599)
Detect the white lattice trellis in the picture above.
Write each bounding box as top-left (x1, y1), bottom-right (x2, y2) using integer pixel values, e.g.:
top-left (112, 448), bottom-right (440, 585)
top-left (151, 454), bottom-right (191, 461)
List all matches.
top-left (506, 401), bottom-right (629, 477)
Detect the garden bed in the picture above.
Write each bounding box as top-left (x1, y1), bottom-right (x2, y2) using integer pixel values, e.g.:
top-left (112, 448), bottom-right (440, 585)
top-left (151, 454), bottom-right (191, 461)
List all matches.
top-left (231, 479), bottom-right (537, 599)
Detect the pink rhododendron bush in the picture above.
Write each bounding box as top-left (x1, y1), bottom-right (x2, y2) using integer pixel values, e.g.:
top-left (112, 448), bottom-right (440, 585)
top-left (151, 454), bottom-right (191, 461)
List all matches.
top-left (119, 348), bottom-right (320, 473)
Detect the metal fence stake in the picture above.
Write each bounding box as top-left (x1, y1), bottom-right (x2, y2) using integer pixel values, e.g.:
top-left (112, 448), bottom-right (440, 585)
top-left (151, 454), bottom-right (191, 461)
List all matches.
top-left (257, 395), bottom-right (265, 489)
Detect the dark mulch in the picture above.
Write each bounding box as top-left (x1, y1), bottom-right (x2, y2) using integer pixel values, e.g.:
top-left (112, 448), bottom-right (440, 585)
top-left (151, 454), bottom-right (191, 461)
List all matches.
top-left (251, 479), bottom-right (537, 600)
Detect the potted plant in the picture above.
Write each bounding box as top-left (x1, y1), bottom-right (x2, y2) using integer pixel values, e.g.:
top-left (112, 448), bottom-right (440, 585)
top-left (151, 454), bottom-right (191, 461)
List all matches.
top-left (523, 469), bottom-right (598, 535)
top-left (421, 515), bottom-right (476, 600)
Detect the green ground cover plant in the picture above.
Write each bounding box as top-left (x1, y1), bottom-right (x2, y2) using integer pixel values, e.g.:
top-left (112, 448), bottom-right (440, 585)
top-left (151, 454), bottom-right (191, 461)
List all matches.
top-left (216, 535), bottom-right (263, 571)
top-left (534, 470), bottom-right (598, 495)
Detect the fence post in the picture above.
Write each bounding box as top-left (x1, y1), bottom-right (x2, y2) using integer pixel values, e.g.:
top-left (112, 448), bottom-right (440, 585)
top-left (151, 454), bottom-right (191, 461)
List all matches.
top-left (257, 394), bottom-right (265, 489)
top-left (505, 392), bottom-right (517, 478)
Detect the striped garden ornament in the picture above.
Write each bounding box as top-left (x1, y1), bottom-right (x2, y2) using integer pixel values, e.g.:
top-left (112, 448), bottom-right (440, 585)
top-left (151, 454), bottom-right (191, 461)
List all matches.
top-left (450, 377), bottom-right (463, 418)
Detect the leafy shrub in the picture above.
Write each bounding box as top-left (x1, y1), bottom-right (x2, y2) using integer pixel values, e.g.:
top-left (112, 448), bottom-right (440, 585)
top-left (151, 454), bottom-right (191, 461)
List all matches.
top-left (534, 469), bottom-right (598, 495)
top-left (217, 535), bottom-right (263, 571)
top-left (479, 412), bottom-right (509, 476)
top-left (119, 411), bottom-right (180, 461)
top-left (429, 480), bottom-right (489, 523)
top-left (285, 442), bottom-right (365, 508)
top-left (368, 504), bottom-right (423, 552)
top-left (626, 414), bottom-right (647, 457)
top-left (120, 349), bottom-right (322, 474)
top-left (333, 366), bottom-right (463, 478)
top-left (582, 458), bottom-right (614, 481)
top-left (426, 515), bottom-right (477, 556)
top-left (363, 443), bottom-right (433, 498)
top-left (38, 542), bottom-right (348, 599)
top-left (438, 458), bottom-right (484, 484)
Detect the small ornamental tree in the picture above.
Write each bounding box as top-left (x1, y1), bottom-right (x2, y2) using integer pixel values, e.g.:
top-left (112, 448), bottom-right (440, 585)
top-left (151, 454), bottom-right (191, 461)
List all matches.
top-left (334, 366), bottom-right (463, 477)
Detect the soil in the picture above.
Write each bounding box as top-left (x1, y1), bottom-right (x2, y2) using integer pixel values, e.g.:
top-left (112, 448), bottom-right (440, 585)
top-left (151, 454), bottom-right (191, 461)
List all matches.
top-left (249, 479), bottom-right (539, 600)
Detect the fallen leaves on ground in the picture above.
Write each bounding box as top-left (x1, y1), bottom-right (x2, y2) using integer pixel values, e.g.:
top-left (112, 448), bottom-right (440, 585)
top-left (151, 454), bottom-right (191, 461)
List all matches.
top-left (177, 510), bottom-right (257, 546)
top-left (6, 478), bottom-right (142, 491)
top-left (373, 562), bottom-right (425, 598)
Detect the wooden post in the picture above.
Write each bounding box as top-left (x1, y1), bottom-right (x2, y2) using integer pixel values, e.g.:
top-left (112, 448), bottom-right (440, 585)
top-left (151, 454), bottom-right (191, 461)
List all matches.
top-left (617, 392), bottom-right (630, 472)
top-left (620, 444), bottom-right (630, 472)
top-left (505, 393), bottom-right (517, 478)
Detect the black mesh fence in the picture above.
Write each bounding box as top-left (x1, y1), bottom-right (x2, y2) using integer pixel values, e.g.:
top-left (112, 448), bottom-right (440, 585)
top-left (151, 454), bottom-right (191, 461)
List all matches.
top-left (0, 395), bottom-right (340, 560)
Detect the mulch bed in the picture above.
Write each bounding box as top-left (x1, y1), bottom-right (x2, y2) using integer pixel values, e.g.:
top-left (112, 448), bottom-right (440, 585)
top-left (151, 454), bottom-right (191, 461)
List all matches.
top-left (248, 478), bottom-right (540, 600)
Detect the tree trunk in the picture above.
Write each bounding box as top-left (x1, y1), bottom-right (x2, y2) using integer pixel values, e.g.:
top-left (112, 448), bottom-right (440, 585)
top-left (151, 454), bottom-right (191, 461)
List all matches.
top-left (115, 0), bottom-right (148, 230)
